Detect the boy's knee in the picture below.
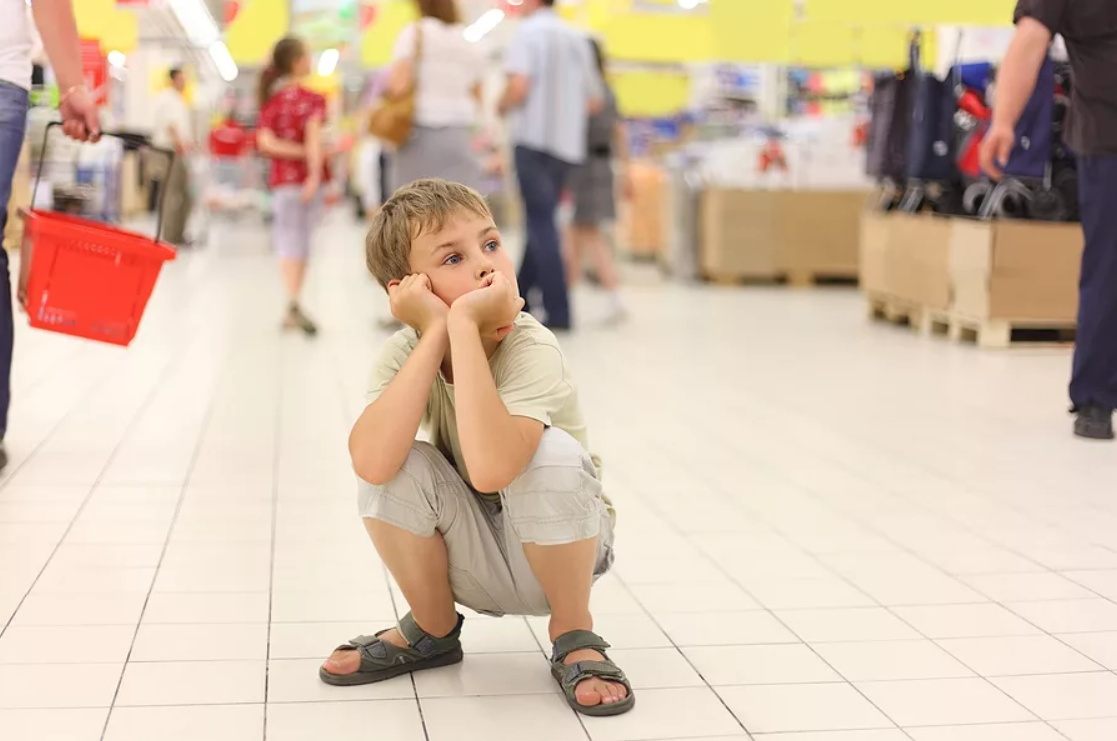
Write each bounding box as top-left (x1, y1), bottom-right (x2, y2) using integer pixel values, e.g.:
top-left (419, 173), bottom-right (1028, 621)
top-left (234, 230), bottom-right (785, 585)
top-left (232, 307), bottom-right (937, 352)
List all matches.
top-left (503, 428), bottom-right (605, 546)
top-left (356, 441), bottom-right (444, 537)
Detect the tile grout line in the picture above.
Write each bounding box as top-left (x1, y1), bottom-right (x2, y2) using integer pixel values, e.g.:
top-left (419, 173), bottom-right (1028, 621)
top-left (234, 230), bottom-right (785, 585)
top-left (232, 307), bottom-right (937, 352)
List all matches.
top-left (262, 335), bottom-right (286, 741)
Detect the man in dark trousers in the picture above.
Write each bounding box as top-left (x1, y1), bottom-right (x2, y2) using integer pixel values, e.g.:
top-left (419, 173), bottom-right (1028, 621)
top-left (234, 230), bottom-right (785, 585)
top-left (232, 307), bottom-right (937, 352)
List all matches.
top-left (982, 1), bottom-right (1117, 440)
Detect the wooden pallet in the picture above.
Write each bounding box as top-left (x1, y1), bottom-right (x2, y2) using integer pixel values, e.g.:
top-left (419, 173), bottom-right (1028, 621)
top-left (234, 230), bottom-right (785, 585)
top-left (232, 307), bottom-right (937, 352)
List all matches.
top-left (923, 311), bottom-right (1076, 349)
top-left (705, 271), bottom-right (859, 288)
top-left (867, 293), bottom-right (923, 328)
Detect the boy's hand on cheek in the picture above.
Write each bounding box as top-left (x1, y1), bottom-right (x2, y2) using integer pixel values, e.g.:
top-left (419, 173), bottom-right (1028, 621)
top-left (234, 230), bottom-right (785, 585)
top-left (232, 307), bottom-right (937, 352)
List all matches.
top-left (388, 274), bottom-right (450, 335)
top-left (449, 272), bottom-right (524, 340)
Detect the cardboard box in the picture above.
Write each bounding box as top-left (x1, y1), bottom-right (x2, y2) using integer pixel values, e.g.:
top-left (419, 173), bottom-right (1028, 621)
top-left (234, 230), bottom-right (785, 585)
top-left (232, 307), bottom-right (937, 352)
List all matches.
top-left (950, 219), bottom-right (1083, 323)
top-left (890, 214), bottom-right (953, 311)
top-left (618, 161), bottom-right (666, 259)
top-left (859, 210), bottom-right (891, 295)
top-left (701, 188), bottom-right (868, 281)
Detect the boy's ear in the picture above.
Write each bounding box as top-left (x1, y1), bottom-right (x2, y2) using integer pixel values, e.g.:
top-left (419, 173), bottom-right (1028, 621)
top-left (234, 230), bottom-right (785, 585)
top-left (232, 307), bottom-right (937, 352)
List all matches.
top-left (387, 279), bottom-right (402, 290)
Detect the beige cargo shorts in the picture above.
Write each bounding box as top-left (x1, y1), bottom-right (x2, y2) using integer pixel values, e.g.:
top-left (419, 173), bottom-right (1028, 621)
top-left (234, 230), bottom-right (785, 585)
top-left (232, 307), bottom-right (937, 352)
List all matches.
top-left (357, 428), bottom-right (615, 617)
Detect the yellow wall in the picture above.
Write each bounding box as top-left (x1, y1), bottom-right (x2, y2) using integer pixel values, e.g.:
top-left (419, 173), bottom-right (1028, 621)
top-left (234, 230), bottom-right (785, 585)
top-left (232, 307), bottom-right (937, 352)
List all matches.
top-left (360, 0), bottom-right (417, 67)
top-left (226, 0), bottom-right (291, 66)
top-left (805, 0), bottom-right (1016, 27)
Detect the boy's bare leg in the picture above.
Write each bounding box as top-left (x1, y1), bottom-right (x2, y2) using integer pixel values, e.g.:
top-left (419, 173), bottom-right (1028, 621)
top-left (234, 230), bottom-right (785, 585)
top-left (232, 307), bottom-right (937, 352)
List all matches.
top-left (321, 519), bottom-right (459, 675)
top-left (523, 538), bottom-right (628, 708)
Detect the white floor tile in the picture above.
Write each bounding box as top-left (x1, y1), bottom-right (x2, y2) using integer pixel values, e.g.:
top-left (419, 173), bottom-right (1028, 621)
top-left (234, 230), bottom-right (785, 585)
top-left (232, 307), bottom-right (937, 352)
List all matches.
top-left (1052, 718), bottom-right (1117, 741)
top-left (104, 704), bottom-right (264, 741)
top-left (630, 582), bottom-right (760, 614)
top-left (751, 733), bottom-right (905, 741)
top-left (270, 590), bottom-right (397, 623)
top-left (141, 592), bottom-right (270, 624)
top-left (937, 634), bottom-right (1103, 676)
top-left (423, 696), bottom-right (588, 741)
top-left (1062, 570), bottom-right (1117, 600)
top-left (739, 578), bottom-right (875, 610)
top-left (812, 640), bottom-right (974, 681)
top-left (855, 678), bottom-right (1035, 727)
top-left (716, 683), bottom-right (892, 734)
top-left (1056, 631), bottom-right (1117, 670)
top-left (130, 623), bottom-right (269, 662)
top-left (11, 592), bottom-right (147, 626)
top-left (684, 644), bottom-right (841, 686)
top-left (0, 708), bottom-right (109, 741)
top-left (116, 660), bottom-right (265, 706)
top-left (892, 604), bottom-right (1043, 639)
top-left (0, 625), bottom-right (135, 664)
top-left (604, 647), bottom-right (707, 689)
top-left (0, 663), bottom-right (123, 708)
top-left (961, 573), bottom-right (1096, 602)
top-left (1006, 599), bottom-right (1117, 634)
top-left (414, 652), bottom-right (557, 698)
top-left (265, 700), bottom-right (424, 741)
top-left (655, 611), bottom-right (797, 647)
top-left (267, 658), bottom-right (415, 702)
top-left (582, 687), bottom-right (745, 741)
top-left (906, 722), bottom-right (1067, 741)
top-left (992, 672), bottom-right (1117, 720)
top-left (775, 608), bottom-right (921, 643)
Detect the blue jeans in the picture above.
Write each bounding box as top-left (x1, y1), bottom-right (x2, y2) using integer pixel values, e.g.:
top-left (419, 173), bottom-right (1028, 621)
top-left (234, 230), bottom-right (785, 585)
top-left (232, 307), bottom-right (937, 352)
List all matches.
top-left (1071, 155), bottom-right (1117, 410)
top-left (514, 146), bottom-right (572, 328)
top-left (0, 82), bottom-right (28, 440)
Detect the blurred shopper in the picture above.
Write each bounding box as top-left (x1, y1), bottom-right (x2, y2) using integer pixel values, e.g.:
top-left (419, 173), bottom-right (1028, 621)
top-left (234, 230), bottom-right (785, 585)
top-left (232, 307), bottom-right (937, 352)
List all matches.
top-left (151, 68), bottom-right (194, 246)
top-left (0, 0), bottom-right (101, 469)
top-left (982, 1), bottom-right (1117, 440)
top-left (499, 0), bottom-right (603, 331)
top-left (256, 36), bottom-right (326, 337)
top-left (564, 38), bottom-right (629, 325)
top-left (385, 0), bottom-right (483, 192)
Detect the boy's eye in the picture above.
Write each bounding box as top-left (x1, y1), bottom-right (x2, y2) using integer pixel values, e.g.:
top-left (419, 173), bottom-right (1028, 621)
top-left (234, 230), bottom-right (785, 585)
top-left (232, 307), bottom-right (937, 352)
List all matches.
top-left (484, 240), bottom-right (500, 252)
top-left (443, 254), bottom-right (462, 266)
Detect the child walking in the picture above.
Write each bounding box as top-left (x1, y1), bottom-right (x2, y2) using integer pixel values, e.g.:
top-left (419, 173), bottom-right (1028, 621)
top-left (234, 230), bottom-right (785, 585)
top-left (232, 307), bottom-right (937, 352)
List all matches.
top-left (319, 178), bottom-right (633, 717)
top-left (256, 36), bottom-right (326, 336)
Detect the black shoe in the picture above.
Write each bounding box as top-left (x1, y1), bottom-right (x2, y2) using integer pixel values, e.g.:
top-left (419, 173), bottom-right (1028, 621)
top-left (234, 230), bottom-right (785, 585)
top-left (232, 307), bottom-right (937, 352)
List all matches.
top-left (1073, 406), bottom-right (1115, 440)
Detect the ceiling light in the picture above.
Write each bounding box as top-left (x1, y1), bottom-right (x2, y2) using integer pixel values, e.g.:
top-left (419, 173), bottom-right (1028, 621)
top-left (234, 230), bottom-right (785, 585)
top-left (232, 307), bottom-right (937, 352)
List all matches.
top-left (107, 51), bottom-right (126, 68)
top-left (464, 9), bottom-right (504, 43)
top-left (208, 41), bottom-right (238, 82)
top-left (317, 48), bottom-right (339, 76)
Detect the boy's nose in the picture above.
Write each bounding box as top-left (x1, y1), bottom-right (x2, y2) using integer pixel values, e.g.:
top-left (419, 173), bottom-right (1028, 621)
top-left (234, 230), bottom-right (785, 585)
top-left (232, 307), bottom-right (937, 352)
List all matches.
top-left (477, 262), bottom-right (494, 281)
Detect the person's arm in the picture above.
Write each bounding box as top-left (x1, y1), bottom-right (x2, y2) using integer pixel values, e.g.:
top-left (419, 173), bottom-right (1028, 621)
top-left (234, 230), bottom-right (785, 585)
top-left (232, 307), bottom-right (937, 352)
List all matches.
top-left (614, 118), bottom-right (633, 199)
top-left (31, 0), bottom-right (99, 140)
top-left (256, 129), bottom-right (307, 160)
top-left (350, 331), bottom-right (445, 485)
top-left (448, 315), bottom-right (544, 493)
top-left (498, 33), bottom-right (532, 116)
top-left (581, 41), bottom-right (605, 116)
top-left (302, 115), bottom-right (323, 201)
top-left (351, 275), bottom-right (451, 485)
top-left (980, 11), bottom-right (1058, 178)
top-left (385, 22), bottom-right (417, 98)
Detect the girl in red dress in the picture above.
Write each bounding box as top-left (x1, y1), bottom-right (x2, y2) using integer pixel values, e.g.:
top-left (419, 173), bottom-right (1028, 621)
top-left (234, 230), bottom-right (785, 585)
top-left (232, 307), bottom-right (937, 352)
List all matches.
top-left (256, 36), bottom-right (327, 336)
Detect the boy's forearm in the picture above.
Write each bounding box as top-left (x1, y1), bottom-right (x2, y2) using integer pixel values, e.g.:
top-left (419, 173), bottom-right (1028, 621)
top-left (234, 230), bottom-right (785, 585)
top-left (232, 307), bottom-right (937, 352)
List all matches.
top-left (350, 327), bottom-right (446, 484)
top-left (448, 316), bottom-right (535, 492)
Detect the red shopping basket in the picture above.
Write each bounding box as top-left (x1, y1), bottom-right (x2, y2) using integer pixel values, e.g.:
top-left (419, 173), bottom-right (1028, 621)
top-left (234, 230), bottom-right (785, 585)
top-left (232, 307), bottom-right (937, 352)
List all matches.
top-left (21, 125), bottom-right (177, 346)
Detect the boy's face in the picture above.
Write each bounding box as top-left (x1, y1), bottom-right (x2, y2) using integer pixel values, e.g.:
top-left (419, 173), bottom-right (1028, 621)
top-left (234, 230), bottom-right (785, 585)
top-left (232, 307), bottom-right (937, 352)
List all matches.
top-left (408, 212), bottom-right (517, 307)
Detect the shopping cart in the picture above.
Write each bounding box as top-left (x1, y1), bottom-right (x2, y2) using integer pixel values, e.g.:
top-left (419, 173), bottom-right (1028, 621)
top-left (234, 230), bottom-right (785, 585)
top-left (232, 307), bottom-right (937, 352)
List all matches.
top-left (19, 123), bottom-right (177, 346)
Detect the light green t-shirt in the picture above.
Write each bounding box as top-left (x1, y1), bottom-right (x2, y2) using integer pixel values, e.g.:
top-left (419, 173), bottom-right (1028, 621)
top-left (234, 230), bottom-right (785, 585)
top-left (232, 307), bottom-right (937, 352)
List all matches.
top-left (366, 314), bottom-right (611, 514)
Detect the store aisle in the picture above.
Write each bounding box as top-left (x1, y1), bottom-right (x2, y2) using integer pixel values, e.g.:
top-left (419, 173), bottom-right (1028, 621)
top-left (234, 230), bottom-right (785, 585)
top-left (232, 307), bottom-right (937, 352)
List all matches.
top-left (1, 214), bottom-right (1116, 741)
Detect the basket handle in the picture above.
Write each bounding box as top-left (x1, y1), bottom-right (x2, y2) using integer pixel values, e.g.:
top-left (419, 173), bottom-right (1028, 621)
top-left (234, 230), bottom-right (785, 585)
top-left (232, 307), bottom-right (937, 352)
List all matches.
top-left (31, 121), bottom-right (177, 244)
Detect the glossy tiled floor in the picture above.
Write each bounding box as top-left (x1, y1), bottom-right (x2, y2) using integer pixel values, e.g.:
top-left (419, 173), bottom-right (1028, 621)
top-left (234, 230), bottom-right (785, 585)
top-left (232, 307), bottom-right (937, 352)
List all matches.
top-left (1, 212), bottom-right (1116, 741)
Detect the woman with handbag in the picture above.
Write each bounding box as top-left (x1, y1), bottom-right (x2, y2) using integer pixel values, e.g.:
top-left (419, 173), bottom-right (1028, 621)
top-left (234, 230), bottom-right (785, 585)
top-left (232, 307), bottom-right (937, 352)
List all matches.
top-left (372, 0), bottom-right (484, 192)
top-left (256, 36), bottom-right (328, 337)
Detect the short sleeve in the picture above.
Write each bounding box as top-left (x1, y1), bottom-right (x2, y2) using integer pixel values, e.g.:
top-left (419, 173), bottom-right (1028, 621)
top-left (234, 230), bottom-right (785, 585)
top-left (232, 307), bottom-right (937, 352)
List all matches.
top-left (309, 92), bottom-right (326, 122)
top-left (390, 22), bottom-right (418, 62)
top-left (1014, 0), bottom-right (1067, 35)
top-left (365, 335), bottom-right (415, 405)
top-left (496, 342), bottom-right (571, 427)
top-left (505, 29), bottom-right (535, 78)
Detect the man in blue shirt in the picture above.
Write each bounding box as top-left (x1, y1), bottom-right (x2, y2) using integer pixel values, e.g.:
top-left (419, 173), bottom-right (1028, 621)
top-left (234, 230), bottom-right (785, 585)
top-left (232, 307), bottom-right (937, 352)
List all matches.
top-left (499, 0), bottom-right (602, 331)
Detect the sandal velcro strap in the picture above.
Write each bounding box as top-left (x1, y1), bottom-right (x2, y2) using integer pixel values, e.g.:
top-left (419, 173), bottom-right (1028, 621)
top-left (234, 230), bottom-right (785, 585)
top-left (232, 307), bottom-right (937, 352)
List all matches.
top-left (563, 660), bottom-right (627, 687)
top-left (551, 629), bottom-right (612, 663)
top-left (398, 611), bottom-right (465, 658)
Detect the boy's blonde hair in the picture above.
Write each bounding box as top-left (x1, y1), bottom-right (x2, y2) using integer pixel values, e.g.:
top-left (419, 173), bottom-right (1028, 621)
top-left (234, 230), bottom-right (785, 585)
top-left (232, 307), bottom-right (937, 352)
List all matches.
top-left (366, 178), bottom-right (493, 289)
